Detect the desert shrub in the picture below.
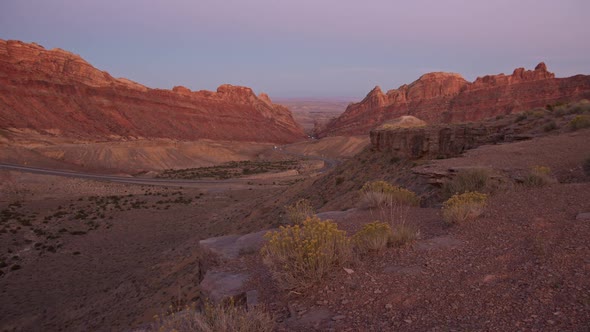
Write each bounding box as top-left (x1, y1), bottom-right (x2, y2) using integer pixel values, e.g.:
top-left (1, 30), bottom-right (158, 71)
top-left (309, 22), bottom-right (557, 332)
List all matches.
top-left (261, 216), bottom-right (351, 289)
top-left (543, 121), bottom-right (558, 132)
top-left (546, 102), bottom-right (565, 111)
top-left (154, 302), bottom-right (274, 332)
top-left (527, 108), bottom-right (547, 118)
top-left (583, 157), bottom-right (590, 176)
top-left (360, 181), bottom-right (420, 208)
top-left (284, 199), bottom-right (314, 225)
top-left (389, 223), bottom-right (420, 247)
top-left (442, 168), bottom-right (491, 198)
top-left (523, 166), bottom-right (552, 187)
top-left (515, 113), bottom-right (528, 122)
top-left (569, 115), bottom-right (590, 130)
top-left (353, 221), bottom-right (392, 254)
top-left (566, 100), bottom-right (590, 114)
top-left (442, 192), bottom-right (488, 224)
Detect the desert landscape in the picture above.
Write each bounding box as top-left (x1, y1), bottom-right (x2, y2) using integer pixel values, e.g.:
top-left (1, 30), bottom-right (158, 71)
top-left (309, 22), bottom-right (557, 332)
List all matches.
top-left (1, 2), bottom-right (590, 331)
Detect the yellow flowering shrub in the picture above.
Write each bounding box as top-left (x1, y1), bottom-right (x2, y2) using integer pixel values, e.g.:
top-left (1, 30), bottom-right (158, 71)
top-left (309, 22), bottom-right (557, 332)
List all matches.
top-left (442, 191), bottom-right (488, 224)
top-left (360, 181), bottom-right (420, 208)
top-left (284, 198), bottom-right (314, 225)
top-left (353, 221), bottom-right (392, 254)
top-left (261, 216), bottom-right (351, 289)
top-left (569, 115), bottom-right (590, 130)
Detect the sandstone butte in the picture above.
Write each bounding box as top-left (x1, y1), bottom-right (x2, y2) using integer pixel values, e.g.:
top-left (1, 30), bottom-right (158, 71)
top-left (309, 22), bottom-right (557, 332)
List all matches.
top-left (319, 63), bottom-right (590, 136)
top-left (0, 39), bottom-right (306, 144)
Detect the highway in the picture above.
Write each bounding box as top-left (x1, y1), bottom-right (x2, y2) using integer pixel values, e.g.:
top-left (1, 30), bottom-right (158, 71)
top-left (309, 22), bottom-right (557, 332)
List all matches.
top-left (0, 148), bottom-right (340, 187)
top-left (0, 163), bottom-right (248, 187)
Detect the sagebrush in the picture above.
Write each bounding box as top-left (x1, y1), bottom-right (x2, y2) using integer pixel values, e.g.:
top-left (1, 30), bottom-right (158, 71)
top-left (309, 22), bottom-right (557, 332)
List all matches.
top-left (570, 115), bottom-right (590, 130)
top-left (442, 191), bottom-right (488, 224)
top-left (261, 216), bottom-right (351, 289)
top-left (442, 168), bottom-right (491, 198)
top-left (360, 181), bottom-right (420, 208)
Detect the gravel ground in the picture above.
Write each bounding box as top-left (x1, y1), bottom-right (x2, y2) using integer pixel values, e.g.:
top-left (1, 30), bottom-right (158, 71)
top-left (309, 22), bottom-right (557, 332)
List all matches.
top-left (243, 129), bottom-right (590, 331)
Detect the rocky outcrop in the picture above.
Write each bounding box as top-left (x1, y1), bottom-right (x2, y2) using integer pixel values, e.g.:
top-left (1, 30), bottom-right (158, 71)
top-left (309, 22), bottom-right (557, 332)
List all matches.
top-left (0, 39), bottom-right (305, 143)
top-left (370, 117), bottom-right (539, 159)
top-left (321, 63), bottom-right (590, 136)
top-left (370, 124), bottom-right (492, 159)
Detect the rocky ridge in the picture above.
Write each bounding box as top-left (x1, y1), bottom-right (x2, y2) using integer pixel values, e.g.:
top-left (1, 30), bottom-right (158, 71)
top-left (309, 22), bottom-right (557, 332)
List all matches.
top-left (0, 39), bottom-right (305, 143)
top-left (320, 63), bottom-right (590, 136)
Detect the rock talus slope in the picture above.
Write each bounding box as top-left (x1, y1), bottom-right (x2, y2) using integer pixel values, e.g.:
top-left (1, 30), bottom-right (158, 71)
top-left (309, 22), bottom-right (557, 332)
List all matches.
top-left (320, 63), bottom-right (590, 136)
top-left (0, 39), bottom-right (305, 143)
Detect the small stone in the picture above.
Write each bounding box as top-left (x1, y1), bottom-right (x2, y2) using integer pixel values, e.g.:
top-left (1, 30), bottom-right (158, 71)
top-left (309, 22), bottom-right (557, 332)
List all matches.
top-left (343, 268), bottom-right (354, 274)
top-left (341, 300), bottom-right (350, 305)
top-left (374, 289), bottom-right (382, 294)
top-left (483, 274), bottom-right (496, 283)
top-left (332, 315), bottom-right (346, 321)
top-left (576, 212), bottom-right (590, 221)
top-left (404, 318), bottom-right (412, 324)
top-left (385, 304), bottom-right (393, 309)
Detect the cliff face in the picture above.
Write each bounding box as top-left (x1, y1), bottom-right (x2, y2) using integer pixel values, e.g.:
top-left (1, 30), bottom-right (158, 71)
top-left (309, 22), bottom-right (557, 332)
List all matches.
top-left (320, 63), bottom-right (590, 136)
top-left (0, 39), bottom-right (305, 143)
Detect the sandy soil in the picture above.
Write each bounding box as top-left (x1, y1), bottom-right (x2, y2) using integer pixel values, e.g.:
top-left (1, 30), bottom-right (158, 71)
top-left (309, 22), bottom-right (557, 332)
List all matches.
top-left (283, 136), bottom-right (369, 159)
top-left (0, 129), bottom-right (278, 173)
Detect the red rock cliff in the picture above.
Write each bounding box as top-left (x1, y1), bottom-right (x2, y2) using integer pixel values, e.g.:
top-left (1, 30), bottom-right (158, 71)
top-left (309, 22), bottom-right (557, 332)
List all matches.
top-left (320, 63), bottom-right (590, 136)
top-left (0, 39), bottom-right (305, 143)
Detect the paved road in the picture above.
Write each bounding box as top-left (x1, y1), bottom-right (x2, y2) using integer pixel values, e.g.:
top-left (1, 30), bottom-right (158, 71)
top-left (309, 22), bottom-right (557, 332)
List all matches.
top-left (0, 148), bottom-right (340, 187)
top-left (0, 163), bottom-right (250, 187)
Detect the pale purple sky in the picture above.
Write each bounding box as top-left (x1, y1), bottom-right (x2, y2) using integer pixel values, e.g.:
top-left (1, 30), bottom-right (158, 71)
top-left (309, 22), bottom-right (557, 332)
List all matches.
top-left (1, 0), bottom-right (589, 98)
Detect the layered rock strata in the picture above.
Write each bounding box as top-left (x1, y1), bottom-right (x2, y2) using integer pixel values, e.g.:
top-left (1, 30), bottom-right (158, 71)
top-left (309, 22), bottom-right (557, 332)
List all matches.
top-left (321, 63), bottom-right (590, 136)
top-left (0, 39), bottom-right (305, 143)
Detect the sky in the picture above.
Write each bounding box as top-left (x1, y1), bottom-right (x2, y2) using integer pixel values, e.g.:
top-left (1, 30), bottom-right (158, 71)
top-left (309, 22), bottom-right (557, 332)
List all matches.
top-left (1, 0), bottom-right (589, 98)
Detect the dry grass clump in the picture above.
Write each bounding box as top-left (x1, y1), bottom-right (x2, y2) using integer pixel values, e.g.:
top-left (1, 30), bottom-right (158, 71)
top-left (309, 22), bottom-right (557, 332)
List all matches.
top-left (523, 166), bottom-right (552, 187)
top-left (284, 198), bottom-right (314, 225)
top-left (154, 302), bottom-right (274, 332)
top-left (442, 168), bottom-right (491, 198)
top-left (372, 203), bottom-right (420, 247)
top-left (569, 115), bottom-right (590, 130)
top-left (352, 221), bottom-right (392, 254)
top-left (389, 223), bottom-right (420, 247)
top-left (442, 191), bottom-right (488, 224)
top-left (360, 181), bottom-right (420, 208)
top-left (261, 216), bottom-right (351, 289)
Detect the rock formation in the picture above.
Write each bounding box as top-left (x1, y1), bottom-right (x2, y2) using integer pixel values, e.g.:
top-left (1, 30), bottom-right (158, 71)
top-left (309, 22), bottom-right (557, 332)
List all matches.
top-left (0, 39), bottom-right (305, 143)
top-left (369, 110), bottom-right (570, 160)
top-left (320, 63), bottom-right (590, 136)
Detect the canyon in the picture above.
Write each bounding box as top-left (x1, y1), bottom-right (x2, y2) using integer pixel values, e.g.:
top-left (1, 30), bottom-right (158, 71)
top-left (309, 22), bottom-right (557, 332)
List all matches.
top-left (320, 63), bottom-right (590, 136)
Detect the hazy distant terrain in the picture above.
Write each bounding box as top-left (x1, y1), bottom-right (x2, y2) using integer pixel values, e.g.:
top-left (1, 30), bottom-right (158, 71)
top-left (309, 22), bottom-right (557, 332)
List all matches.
top-left (276, 98), bottom-right (355, 135)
